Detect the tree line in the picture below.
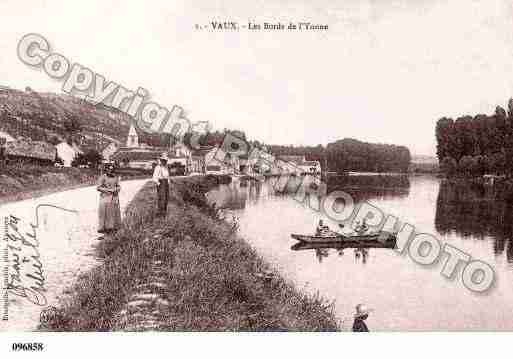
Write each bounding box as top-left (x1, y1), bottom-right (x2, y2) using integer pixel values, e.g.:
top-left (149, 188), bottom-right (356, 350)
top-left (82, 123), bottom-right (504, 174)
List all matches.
top-left (269, 138), bottom-right (411, 173)
top-left (436, 99), bottom-right (513, 177)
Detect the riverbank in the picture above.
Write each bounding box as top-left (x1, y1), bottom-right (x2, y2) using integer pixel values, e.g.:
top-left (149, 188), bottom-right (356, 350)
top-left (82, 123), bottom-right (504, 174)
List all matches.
top-left (0, 164), bottom-right (149, 205)
top-left (442, 176), bottom-right (513, 202)
top-left (41, 175), bottom-right (339, 331)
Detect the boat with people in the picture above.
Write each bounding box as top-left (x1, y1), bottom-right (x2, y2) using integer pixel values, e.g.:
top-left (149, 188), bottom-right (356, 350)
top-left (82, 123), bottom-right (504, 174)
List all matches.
top-left (291, 238), bottom-right (396, 251)
top-left (291, 219), bottom-right (396, 244)
top-left (290, 232), bottom-right (396, 244)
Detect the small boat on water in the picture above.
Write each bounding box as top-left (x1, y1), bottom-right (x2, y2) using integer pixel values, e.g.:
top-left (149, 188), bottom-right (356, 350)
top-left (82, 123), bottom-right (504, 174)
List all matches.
top-left (290, 231), bottom-right (396, 244)
top-left (291, 238), bottom-right (396, 251)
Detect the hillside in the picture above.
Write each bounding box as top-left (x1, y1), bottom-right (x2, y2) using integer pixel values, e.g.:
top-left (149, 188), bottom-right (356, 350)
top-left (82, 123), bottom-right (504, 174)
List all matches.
top-left (0, 86), bottom-right (169, 151)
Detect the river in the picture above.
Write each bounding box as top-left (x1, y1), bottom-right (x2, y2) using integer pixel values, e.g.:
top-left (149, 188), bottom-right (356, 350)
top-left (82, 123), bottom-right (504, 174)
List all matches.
top-left (207, 175), bottom-right (513, 331)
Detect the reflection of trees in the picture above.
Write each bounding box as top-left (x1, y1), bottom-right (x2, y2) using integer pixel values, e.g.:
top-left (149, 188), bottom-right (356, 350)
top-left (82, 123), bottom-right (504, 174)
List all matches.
top-left (435, 180), bottom-right (513, 260)
top-left (247, 180), bottom-right (262, 204)
top-left (209, 182), bottom-right (247, 210)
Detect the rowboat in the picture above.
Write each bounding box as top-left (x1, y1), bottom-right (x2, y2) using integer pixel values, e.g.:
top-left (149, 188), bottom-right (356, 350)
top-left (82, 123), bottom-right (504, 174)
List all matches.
top-left (290, 231), bottom-right (396, 244)
top-left (291, 238), bottom-right (396, 251)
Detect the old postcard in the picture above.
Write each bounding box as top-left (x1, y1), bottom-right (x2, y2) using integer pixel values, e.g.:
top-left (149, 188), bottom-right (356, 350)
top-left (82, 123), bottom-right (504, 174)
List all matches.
top-left (1, 0), bottom-right (512, 357)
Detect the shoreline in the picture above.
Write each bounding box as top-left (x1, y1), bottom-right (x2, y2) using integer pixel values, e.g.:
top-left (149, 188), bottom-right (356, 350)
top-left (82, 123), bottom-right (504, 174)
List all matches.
top-left (40, 175), bottom-right (339, 331)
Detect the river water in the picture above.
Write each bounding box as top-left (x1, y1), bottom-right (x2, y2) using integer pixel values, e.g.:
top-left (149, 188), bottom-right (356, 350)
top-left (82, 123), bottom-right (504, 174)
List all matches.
top-left (207, 175), bottom-right (513, 331)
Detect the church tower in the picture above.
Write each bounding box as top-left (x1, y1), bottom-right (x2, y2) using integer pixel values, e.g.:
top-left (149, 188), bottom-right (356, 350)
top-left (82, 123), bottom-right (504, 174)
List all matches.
top-left (126, 124), bottom-right (139, 148)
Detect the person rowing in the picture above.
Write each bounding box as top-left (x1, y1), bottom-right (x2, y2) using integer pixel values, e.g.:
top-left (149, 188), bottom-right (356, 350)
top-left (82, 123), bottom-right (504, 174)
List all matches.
top-left (354, 218), bottom-right (369, 235)
top-left (316, 219), bottom-right (331, 236)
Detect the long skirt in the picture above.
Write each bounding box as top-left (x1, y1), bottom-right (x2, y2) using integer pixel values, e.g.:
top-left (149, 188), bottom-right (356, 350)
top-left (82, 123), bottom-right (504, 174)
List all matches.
top-left (98, 194), bottom-right (121, 233)
top-left (157, 179), bottom-right (169, 215)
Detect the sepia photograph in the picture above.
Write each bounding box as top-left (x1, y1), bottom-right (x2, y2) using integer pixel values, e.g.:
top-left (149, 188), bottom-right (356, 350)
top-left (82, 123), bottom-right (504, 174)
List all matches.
top-left (1, 0), bottom-right (513, 357)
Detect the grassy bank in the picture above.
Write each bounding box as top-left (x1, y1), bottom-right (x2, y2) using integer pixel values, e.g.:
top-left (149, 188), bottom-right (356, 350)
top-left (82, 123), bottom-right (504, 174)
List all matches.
top-left (41, 175), bottom-right (338, 331)
top-left (0, 164), bottom-right (149, 204)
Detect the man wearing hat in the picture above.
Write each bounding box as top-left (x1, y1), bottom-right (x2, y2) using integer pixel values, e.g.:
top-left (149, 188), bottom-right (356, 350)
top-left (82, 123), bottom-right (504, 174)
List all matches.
top-left (352, 303), bottom-right (372, 332)
top-left (152, 152), bottom-right (170, 216)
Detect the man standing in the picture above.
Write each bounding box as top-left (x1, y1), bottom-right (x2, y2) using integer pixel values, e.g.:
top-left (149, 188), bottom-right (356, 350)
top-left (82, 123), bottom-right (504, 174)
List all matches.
top-left (153, 153), bottom-right (170, 217)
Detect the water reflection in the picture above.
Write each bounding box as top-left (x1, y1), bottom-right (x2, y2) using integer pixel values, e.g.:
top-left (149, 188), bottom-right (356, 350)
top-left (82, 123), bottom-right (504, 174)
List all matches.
top-left (291, 240), bottom-right (394, 264)
top-left (210, 175), bottom-right (411, 210)
top-left (354, 248), bottom-right (369, 264)
top-left (208, 175), bottom-right (513, 330)
top-left (435, 180), bottom-right (513, 262)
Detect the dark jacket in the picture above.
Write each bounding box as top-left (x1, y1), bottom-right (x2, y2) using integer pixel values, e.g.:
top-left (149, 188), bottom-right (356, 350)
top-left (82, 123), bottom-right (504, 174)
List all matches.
top-left (352, 318), bottom-right (369, 332)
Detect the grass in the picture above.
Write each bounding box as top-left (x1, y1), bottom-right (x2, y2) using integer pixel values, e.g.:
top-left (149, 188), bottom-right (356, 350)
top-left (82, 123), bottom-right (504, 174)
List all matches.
top-left (40, 176), bottom-right (339, 331)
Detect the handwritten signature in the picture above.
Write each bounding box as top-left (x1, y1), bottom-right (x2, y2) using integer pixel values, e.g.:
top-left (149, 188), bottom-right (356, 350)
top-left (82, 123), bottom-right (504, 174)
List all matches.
top-left (5, 214), bottom-right (47, 306)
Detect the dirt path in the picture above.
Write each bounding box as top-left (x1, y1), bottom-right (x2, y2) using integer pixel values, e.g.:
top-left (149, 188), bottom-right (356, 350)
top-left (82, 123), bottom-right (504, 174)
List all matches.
top-left (0, 179), bottom-right (148, 331)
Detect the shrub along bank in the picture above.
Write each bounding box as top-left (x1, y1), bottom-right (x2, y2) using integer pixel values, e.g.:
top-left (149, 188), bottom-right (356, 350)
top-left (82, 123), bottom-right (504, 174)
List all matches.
top-left (41, 175), bottom-right (339, 331)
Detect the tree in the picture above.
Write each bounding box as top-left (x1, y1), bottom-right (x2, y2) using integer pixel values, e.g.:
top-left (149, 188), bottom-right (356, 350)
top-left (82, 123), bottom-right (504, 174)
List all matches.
top-left (84, 149), bottom-right (102, 167)
top-left (441, 156), bottom-right (458, 177)
top-left (71, 149), bottom-right (102, 168)
top-left (459, 156), bottom-right (474, 177)
top-left (71, 152), bottom-right (86, 167)
top-left (48, 135), bottom-right (61, 145)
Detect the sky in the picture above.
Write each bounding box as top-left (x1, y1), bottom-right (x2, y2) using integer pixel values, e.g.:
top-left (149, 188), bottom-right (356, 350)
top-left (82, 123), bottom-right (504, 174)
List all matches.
top-left (2, 0), bottom-right (513, 156)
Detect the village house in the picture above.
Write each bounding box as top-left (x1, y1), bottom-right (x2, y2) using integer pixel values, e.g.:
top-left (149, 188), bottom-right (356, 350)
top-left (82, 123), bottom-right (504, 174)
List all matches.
top-left (276, 155), bottom-right (321, 175)
top-left (111, 123), bottom-right (193, 172)
top-left (190, 147), bottom-right (213, 174)
top-left (111, 123), bottom-right (164, 171)
top-left (101, 142), bottom-right (119, 162)
top-left (56, 141), bottom-right (83, 167)
top-left (298, 160), bottom-right (322, 175)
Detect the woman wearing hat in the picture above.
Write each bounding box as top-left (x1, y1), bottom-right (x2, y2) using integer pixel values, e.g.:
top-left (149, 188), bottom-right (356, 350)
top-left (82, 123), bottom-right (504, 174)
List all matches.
top-left (152, 153), bottom-right (170, 216)
top-left (97, 162), bottom-right (121, 236)
top-left (352, 303), bottom-right (372, 332)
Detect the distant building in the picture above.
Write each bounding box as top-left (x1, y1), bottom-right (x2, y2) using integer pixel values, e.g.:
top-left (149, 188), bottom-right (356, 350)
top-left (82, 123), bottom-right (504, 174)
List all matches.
top-left (277, 155), bottom-right (321, 175)
top-left (190, 147), bottom-right (214, 173)
top-left (102, 142), bottom-right (119, 162)
top-left (112, 149), bottom-right (160, 170)
top-left (126, 124), bottom-right (139, 148)
top-left (189, 146), bottom-right (236, 174)
top-left (111, 123), bottom-right (189, 172)
top-left (0, 130), bottom-right (15, 143)
top-left (298, 160), bottom-right (321, 175)
top-left (278, 155), bottom-right (306, 165)
top-left (56, 142), bottom-right (83, 167)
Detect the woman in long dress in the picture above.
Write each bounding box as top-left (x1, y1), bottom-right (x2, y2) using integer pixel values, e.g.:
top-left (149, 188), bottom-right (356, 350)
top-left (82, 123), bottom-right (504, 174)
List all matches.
top-left (97, 163), bottom-right (121, 235)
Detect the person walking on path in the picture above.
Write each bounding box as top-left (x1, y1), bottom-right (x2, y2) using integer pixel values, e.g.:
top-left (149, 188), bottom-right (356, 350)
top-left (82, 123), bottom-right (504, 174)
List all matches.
top-left (97, 162), bottom-right (121, 236)
top-left (153, 153), bottom-right (170, 217)
top-left (352, 303), bottom-right (372, 332)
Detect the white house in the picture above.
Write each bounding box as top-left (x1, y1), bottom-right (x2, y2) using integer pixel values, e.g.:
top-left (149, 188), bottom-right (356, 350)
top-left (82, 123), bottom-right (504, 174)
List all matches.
top-left (102, 142), bottom-right (119, 162)
top-left (56, 142), bottom-right (83, 167)
top-left (298, 160), bottom-right (322, 175)
top-left (126, 124), bottom-right (139, 148)
top-left (0, 131), bottom-right (15, 143)
top-left (204, 147), bottom-right (231, 174)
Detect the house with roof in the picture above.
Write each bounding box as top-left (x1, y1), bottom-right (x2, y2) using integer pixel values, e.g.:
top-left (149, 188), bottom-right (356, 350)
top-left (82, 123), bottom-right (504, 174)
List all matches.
top-left (298, 160), bottom-right (321, 175)
top-left (111, 123), bottom-right (165, 170)
top-left (102, 142), bottom-right (119, 162)
top-left (276, 155), bottom-right (321, 175)
top-left (56, 141), bottom-right (83, 167)
top-left (190, 146), bottom-right (232, 174)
